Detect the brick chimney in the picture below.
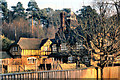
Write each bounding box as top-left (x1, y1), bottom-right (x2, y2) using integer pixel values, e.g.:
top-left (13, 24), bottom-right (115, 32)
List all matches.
top-left (60, 12), bottom-right (65, 31)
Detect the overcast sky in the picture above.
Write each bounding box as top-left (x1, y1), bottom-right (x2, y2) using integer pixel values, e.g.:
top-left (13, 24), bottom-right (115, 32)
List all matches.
top-left (6, 0), bottom-right (93, 11)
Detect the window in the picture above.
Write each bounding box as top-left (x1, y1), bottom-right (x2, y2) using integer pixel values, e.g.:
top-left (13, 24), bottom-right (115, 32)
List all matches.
top-left (44, 46), bottom-right (48, 51)
top-left (52, 45), bottom-right (57, 52)
top-left (13, 47), bottom-right (18, 51)
top-left (27, 57), bottom-right (36, 64)
top-left (61, 43), bottom-right (67, 51)
top-left (84, 56), bottom-right (89, 63)
top-left (68, 57), bottom-right (73, 63)
top-left (76, 42), bottom-right (83, 49)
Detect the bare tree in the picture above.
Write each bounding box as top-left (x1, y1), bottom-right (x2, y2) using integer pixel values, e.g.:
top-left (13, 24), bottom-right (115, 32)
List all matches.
top-left (93, 0), bottom-right (120, 22)
top-left (56, 1), bottom-right (120, 79)
top-left (74, 1), bottom-right (120, 79)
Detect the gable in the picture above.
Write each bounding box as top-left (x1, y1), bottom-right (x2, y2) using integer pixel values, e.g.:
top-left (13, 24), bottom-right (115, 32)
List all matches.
top-left (43, 39), bottom-right (52, 46)
top-left (40, 39), bottom-right (52, 51)
top-left (9, 45), bottom-right (22, 56)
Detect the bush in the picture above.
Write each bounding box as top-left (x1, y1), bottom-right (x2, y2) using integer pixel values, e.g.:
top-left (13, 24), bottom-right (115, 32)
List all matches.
top-left (1, 35), bottom-right (14, 51)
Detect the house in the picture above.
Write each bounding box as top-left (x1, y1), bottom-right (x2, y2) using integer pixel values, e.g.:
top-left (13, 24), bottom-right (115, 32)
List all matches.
top-left (9, 38), bottom-right (42, 58)
top-left (53, 11), bottom-right (91, 67)
top-left (1, 38), bottom-right (55, 72)
top-left (50, 38), bottom-right (89, 64)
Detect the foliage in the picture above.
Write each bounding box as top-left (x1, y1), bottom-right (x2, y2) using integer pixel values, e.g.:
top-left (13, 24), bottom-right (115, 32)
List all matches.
top-left (63, 8), bottom-right (71, 13)
top-left (1, 35), bottom-right (14, 51)
top-left (75, 1), bottom-right (120, 70)
top-left (26, 0), bottom-right (40, 20)
top-left (11, 2), bottom-right (25, 19)
top-left (1, 1), bottom-right (8, 22)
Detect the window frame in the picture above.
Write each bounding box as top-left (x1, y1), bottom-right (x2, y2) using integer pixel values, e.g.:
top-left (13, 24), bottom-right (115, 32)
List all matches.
top-left (76, 42), bottom-right (83, 49)
top-left (27, 57), bottom-right (37, 64)
top-left (44, 46), bottom-right (48, 51)
top-left (13, 46), bottom-right (18, 52)
top-left (60, 43), bottom-right (67, 51)
top-left (52, 45), bottom-right (57, 52)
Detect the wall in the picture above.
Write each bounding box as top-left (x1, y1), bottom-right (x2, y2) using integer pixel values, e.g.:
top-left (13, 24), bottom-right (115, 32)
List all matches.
top-left (21, 50), bottom-right (41, 56)
top-left (7, 65), bottom-right (25, 72)
top-left (5, 57), bottom-right (54, 72)
top-left (10, 46), bottom-right (21, 57)
top-left (57, 63), bottom-right (76, 70)
top-left (103, 66), bottom-right (120, 79)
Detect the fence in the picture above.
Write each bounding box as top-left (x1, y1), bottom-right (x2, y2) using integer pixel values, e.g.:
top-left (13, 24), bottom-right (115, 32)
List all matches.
top-left (0, 68), bottom-right (97, 80)
top-left (0, 66), bottom-right (120, 80)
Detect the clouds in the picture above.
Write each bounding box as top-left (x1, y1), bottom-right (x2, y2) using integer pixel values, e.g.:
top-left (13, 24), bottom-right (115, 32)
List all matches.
top-left (6, 0), bottom-right (93, 11)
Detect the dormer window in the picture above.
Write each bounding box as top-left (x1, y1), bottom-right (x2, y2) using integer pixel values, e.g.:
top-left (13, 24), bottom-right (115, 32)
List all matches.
top-left (13, 47), bottom-right (18, 51)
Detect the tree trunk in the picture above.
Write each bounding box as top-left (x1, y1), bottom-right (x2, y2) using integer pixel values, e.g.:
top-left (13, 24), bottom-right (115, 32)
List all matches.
top-left (95, 67), bottom-right (98, 80)
top-left (101, 68), bottom-right (103, 80)
top-left (32, 16), bottom-right (33, 36)
top-left (39, 20), bottom-right (40, 25)
top-left (15, 26), bottom-right (17, 41)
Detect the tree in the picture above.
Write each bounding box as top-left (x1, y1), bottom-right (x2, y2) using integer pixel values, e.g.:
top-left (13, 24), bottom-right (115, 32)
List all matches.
top-left (1, 35), bottom-right (14, 51)
top-left (1, 0), bottom-right (8, 22)
top-left (93, 0), bottom-right (120, 23)
top-left (11, 2), bottom-right (25, 19)
top-left (26, 0), bottom-right (40, 35)
top-left (10, 2), bottom-right (26, 41)
top-left (63, 8), bottom-right (71, 13)
top-left (56, 4), bottom-right (119, 79)
top-left (75, 3), bottom-right (120, 80)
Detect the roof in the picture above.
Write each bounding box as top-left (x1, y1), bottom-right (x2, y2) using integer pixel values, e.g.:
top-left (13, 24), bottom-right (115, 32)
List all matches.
top-left (17, 38), bottom-right (41, 50)
top-left (50, 39), bottom-right (57, 44)
top-left (0, 51), bottom-right (12, 59)
top-left (39, 38), bottom-right (49, 48)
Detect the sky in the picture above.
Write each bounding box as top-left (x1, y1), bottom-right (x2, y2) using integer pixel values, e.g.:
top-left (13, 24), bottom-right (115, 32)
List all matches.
top-left (6, 0), bottom-right (93, 12)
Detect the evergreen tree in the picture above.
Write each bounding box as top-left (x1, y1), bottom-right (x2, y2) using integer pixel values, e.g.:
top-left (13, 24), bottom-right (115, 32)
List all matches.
top-left (11, 2), bottom-right (25, 20)
top-left (26, 0), bottom-right (40, 21)
top-left (0, 0), bottom-right (8, 22)
top-left (26, 0), bottom-right (40, 35)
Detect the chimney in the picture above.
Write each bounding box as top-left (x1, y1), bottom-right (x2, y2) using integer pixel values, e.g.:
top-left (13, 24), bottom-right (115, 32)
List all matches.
top-left (60, 12), bottom-right (65, 30)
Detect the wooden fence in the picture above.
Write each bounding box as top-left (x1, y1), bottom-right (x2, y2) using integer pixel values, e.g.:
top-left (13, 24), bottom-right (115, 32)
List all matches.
top-left (0, 68), bottom-right (97, 80)
top-left (0, 66), bottom-right (120, 80)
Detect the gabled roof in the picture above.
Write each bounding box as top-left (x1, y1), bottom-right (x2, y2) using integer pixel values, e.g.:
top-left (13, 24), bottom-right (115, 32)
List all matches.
top-left (50, 39), bottom-right (57, 44)
top-left (10, 38), bottom-right (55, 50)
top-left (17, 38), bottom-right (41, 50)
top-left (39, 38), bottom-right (49, 48)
